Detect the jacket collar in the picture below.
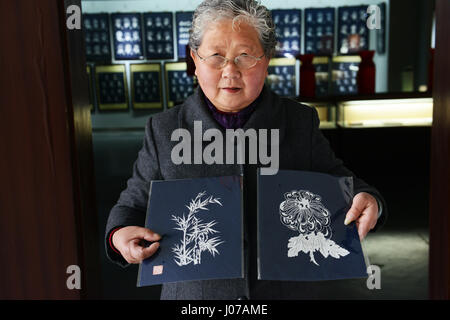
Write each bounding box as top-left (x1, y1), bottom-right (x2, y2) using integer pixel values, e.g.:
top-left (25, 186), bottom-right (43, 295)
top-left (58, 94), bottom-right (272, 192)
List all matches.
top-left (179, 85), bottom-right (286, 141)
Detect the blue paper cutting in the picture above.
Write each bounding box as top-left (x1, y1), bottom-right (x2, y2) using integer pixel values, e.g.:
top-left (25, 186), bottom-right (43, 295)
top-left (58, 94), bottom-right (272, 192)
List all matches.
top-left (137, 175), bottom-right (244, 287)
top-left (257, 169), bottom-right (368, 281)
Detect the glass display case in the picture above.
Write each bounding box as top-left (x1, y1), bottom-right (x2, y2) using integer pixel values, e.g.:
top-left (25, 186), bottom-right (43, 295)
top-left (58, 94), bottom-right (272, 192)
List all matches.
top-left (337, 95), bottom-right (433, 128)
top-left (303, 102), bottom-right (337, 129)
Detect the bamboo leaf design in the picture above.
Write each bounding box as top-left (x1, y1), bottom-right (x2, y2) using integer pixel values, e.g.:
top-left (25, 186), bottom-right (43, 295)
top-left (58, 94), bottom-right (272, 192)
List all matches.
top-left (172, 192), bottom-right (224, 266)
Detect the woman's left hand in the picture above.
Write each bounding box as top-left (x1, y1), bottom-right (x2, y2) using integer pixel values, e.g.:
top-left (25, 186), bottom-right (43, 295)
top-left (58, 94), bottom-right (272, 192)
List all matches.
top-left (344, 192), bottom-right (379, 240)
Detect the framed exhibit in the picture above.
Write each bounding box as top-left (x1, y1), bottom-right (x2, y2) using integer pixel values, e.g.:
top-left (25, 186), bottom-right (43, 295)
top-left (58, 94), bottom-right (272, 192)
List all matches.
top-left (331, 55), bottom-right (361, 95)
top-left (95, 65), bottom-right (129, 111)
top-left (304, 7), bottom-right (335, 55)
top-left (164, 62), bottom-right (195, 107)
top-left (111, 13), bottom-right (145, 60)
top-left (130, 64), bottom-right (163, 110)
top-left (83, 13), bottom-right (112, 63)
top-left (271, 9), bottom-right (302, 58)
top-left (266, 57), bottom-right (297, 97)
top-left (175, 11), bottom-right (194, 60)
top-left (337, 5), bottom-right (370, 54)
top-left (143, 12), bottom-right (175, 60)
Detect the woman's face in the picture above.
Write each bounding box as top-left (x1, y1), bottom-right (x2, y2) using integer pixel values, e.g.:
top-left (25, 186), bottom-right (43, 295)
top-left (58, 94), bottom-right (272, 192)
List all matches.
top-left (191, 19), bottom-right (270, 113)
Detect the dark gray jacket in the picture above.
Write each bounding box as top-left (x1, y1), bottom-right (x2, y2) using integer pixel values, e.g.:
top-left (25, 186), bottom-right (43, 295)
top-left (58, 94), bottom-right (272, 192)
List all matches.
top-left (105, 85), bottom-right (387, 299)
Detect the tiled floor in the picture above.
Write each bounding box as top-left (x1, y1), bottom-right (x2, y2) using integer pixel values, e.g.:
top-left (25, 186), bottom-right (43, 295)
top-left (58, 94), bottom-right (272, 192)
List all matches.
top-left (307, 228), bottom-right (429, 299)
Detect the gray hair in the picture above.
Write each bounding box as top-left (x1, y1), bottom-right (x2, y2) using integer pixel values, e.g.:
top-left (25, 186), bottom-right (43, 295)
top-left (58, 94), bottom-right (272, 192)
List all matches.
top-left (189, 0), bottom-right (277, 58)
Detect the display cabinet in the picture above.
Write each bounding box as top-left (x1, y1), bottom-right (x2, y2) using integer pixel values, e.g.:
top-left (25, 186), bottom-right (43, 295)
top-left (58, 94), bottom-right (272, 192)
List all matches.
top-left (337, 96), bottom-right (433, 128)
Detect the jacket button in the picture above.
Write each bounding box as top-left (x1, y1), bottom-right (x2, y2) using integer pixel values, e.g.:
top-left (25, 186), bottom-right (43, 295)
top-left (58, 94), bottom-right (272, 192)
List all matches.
top-left (236, 296), bottom-right (248, 300)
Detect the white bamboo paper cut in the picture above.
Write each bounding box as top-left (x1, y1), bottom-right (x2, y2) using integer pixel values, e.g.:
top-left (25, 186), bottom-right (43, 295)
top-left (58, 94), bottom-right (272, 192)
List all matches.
top-left (171, 191), bottom-right (224, 266)
top-left (279, 190), bottom-right (350, 266)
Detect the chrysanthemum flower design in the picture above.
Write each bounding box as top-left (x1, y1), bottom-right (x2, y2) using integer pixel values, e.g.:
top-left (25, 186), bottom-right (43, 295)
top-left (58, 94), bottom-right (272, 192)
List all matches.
top-left (279, 190), bottom-right (349, 266)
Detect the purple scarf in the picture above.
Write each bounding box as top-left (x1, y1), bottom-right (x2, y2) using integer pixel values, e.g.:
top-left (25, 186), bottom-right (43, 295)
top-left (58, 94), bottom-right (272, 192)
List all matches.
top-left (204, 95), bottom-right (259, 129)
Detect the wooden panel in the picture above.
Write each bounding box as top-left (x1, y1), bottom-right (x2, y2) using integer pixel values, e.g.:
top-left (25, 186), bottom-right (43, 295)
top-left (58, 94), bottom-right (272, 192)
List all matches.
top-left (0, 0), bottom-right (99, 299)
top-left (429, 0), bottom-right (450, 300)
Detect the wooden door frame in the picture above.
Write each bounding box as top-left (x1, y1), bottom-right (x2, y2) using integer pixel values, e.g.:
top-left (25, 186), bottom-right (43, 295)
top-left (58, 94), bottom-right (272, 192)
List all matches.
top-left (429, 0), bottom-right (450, 300)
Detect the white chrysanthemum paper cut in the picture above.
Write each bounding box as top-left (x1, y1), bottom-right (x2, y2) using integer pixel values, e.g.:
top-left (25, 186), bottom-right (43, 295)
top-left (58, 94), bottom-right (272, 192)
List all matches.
top-left (279, 190), bottom-right (350, 265)
top-left (171, 191), bottom-right (224, 266)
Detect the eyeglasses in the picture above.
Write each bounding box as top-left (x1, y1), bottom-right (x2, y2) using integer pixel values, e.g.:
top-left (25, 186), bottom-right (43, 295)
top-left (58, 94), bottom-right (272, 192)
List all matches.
top-left (195, 51), bottom-right (265, 70)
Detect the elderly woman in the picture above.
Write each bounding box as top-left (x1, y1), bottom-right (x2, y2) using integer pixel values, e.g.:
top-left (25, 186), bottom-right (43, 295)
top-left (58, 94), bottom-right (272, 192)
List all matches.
top-left (106, 0), bottom-right (386, 299)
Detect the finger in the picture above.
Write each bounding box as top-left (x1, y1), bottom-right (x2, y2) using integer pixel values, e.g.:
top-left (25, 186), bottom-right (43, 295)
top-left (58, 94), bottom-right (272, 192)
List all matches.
top-left (345, 193), bottom-right (373, 225)
top-left (141, 242), bottom-right (160, 260)
top-left (134, 228), bottom-right (162, 242)
top-left (344, 204), bottom-right (363, 225)
top-left (357, 219), bottom-right (371, 240)
top-left (130, 241), bottom-right (160, 262)
top-left (357, 204), bottom-right (378, 229)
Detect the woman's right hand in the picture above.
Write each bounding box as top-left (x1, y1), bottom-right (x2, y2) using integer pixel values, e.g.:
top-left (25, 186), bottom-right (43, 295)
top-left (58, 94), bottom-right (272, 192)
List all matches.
top-left (112, 226), bottom-right (161, 264)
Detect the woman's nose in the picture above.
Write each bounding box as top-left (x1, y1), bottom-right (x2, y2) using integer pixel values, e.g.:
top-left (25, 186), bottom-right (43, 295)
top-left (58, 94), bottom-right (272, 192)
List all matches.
top-left (221, 59), bottom-right (241, 79)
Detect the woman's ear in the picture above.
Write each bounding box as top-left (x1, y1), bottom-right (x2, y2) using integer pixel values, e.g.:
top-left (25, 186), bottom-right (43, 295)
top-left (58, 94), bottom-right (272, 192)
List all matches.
top-left (190, 49), bottom-right (197, 63)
